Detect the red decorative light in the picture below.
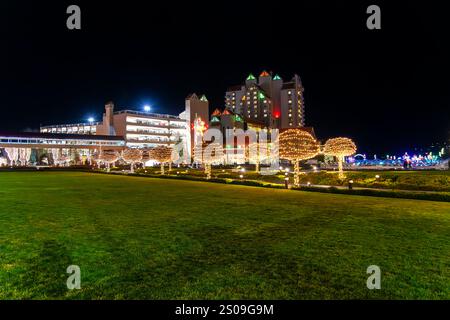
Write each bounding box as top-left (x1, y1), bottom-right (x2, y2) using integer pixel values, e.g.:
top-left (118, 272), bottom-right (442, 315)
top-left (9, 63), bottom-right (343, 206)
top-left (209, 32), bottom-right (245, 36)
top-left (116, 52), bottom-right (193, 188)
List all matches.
top-left (274, 111), bottom-right (280, 119)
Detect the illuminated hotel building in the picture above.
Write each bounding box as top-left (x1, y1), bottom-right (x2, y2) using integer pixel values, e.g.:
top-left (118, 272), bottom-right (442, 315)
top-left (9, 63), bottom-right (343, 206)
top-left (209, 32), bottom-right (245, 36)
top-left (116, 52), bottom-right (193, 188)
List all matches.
top-left (40, 95), bottom-right (210, 160)
top-left (225, 71), bottom-right (306, 129)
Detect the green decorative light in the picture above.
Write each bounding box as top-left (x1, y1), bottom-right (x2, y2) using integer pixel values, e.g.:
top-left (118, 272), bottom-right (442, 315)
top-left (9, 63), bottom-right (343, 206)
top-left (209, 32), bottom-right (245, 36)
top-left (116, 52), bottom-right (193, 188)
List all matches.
top-left (200, 95), bottom-right (208, 102)
top-left (258, 92), bottom-right (265, 100)
top-left (211, 116), bottom-right (220, 122)
top-left (246, 73), bottom-right (256, 81)
top-left (234, 115), bottom-right (243, 122)
top-left (273, 74), bottom-right (281, 80)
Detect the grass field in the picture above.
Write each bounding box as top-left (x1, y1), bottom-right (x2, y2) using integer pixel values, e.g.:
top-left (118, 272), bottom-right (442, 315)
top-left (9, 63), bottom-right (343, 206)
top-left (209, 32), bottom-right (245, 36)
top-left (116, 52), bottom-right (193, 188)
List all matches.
top-left (0, 171), bottom-right (449, 299)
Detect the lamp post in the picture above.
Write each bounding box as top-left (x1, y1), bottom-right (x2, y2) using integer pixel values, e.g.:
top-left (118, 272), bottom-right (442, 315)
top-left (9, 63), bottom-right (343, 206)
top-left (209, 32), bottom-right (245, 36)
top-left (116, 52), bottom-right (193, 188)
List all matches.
top-left (348, 180), bottom-right (354, 190)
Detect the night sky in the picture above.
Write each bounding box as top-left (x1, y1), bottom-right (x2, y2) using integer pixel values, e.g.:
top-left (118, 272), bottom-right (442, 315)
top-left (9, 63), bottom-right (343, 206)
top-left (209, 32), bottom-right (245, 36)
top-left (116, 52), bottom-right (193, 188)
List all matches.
top-left (2, 1), bottom-right (449, 155)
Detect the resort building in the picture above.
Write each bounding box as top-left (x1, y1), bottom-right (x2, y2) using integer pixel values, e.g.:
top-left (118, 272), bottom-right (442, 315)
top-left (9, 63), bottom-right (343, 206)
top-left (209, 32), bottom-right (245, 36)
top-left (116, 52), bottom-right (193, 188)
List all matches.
top-left (0, 71), bottom-right (308, 167)
top-left (0, 131), bottom-right (125, 166)
top-left (225, 71), bottom-right (306, 129)
top-left (40, 94), bottom-right (210, 161)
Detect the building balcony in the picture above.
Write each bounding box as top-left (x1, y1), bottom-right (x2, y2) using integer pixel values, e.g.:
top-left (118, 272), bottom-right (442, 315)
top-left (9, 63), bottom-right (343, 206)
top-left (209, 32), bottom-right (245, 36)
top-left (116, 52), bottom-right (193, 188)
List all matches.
top-left (126, 130), bottom-right (171, 136)
top-left (126, 138), bottom-right (173, 144)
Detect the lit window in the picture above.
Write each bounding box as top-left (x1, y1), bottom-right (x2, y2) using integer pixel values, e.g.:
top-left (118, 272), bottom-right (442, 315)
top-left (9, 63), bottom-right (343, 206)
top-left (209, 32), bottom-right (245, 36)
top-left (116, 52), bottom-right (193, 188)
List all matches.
top-left (288, 100), bottom-right (292, 104)
top-left (288, 91), bottom-right (292, 95)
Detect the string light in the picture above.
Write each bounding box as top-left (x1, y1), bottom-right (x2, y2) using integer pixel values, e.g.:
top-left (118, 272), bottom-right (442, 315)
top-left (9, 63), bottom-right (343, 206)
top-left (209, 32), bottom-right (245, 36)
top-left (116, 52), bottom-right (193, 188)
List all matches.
top-left (323, 137), bottom-right (357, 179)
top-left (149, 146), bottom-right (172, 175)
top-left (96, 150), bottom-right (120, 172)
top-left (194, 142), bottom-right (223, 179)
top-left (279, 129), bottom-right (320, 186)
top-left (121, 148), bottom-right (143, 173)
top-left (246, 141), bottom-right (270, 173)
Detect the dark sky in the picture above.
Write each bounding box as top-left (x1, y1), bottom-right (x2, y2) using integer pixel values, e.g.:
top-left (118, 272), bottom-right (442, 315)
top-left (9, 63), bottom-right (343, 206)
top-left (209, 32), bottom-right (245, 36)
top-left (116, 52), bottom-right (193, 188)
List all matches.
top-left (1, 1), bottom-right (449, 155)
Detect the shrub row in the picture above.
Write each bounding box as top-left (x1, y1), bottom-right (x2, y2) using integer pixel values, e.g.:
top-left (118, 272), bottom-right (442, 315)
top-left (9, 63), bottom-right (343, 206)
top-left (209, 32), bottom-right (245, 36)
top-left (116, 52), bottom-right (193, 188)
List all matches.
top-left (294, 186), bottom-right (450, 202)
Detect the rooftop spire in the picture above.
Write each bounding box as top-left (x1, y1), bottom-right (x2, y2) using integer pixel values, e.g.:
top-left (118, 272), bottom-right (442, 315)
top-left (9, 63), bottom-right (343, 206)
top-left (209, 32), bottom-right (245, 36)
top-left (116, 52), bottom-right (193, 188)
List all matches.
top-left (273, 74), bottom-right (282, 80)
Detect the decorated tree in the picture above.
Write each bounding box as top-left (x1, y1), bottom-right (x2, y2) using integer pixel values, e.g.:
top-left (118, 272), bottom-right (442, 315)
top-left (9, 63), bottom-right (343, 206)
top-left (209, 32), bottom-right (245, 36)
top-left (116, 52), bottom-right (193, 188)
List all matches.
top-left (121, 148), bottom-right (143, 173)
top-left (149, 146), bottom-right (172, 175)
top-left (279, 129), bottom-right (320, 186)
top-left (323, 137), bottom-right (357, 179)
top-left (4, 148), bottom-right (19, 166)
top-left (99, 150), bottom-right (120, 172)
top-left (202, 142), bottom-right (223, 179)
top-left (247, 141), bottom-right (269, 173)
top-left (18, 148), bottom-right (32, 166)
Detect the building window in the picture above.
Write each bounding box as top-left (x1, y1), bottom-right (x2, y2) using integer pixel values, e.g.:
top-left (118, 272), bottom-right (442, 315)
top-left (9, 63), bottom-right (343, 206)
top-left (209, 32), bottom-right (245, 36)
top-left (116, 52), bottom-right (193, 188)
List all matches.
top-left (288, 91), bottom-right (292, 95)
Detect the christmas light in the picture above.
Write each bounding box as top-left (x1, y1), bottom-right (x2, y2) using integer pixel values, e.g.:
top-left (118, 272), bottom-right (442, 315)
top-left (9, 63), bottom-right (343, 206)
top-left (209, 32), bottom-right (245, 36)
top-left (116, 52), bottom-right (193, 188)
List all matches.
top-left (194, 142), bottom-right (223, 179)
top-left (323, 137), bottom-right (357, 179)
top-left (279, 129), bottom-right (320, 186)
top-left (121, 148), bottom-right (143, 173)
top-left (246, 141), bottom-right (270, 173)
top-left (149, 146), bottom-right (172, 175)
top-left (96, 150), bottom-right (120, 172)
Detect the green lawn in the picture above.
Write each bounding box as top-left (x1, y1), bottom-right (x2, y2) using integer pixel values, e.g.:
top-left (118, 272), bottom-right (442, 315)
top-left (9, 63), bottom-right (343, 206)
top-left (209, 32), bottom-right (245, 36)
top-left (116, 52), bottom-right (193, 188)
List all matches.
top-left (0, 171), bottom-right (449, 299)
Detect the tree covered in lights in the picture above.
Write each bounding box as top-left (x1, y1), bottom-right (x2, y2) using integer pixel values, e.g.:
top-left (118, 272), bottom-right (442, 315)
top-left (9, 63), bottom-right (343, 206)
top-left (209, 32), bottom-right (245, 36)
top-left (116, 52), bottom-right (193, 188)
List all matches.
top-left (246, 141), bottom-right (270, 173)
top-left (279, 129), bottom-right (320, 186)
top-left (98, 150), bottom-right (120, 172)
top-left (323, 137), bottom-right (357, 179)
top-left (203, 142), bottom-right (223, 179)
top-left (122, 148), bottom-right (143, 173)
top-left (149, 146), bottom-right (172, 175)
top-left (194, 142), bottom-right (223, 179)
